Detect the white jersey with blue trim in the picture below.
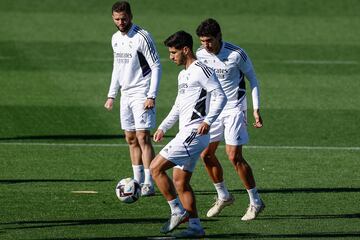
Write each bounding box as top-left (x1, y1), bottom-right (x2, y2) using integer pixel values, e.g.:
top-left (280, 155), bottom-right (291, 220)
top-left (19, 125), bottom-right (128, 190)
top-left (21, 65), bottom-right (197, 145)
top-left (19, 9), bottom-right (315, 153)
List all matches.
top-left (107, 24), bottom-right (161, 99)
top-left (196, 41), bottom-right (259, 111)
top-left (158, 60), bottom-right (222, 131)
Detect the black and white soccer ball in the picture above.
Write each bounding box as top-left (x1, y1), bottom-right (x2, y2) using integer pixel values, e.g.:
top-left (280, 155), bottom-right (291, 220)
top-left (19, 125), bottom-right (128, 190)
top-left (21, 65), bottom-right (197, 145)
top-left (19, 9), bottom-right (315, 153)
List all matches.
top-left (115, 177), bottom-right (141, 203)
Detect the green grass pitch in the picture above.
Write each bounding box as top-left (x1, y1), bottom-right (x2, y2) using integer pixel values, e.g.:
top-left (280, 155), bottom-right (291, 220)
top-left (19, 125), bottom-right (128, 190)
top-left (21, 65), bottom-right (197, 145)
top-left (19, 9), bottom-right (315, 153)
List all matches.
top-left (0, 0), bottom-right (359, 239)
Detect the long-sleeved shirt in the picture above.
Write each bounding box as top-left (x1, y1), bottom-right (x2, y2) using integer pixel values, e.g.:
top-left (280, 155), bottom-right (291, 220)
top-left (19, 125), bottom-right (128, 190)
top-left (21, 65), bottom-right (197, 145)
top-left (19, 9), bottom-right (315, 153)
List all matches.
top-left (196, 41), bottom-right (260, 111)
top-left (107, 24), bottom-right (161, 99)
top-left (158, 60), bottom-right (227, 133)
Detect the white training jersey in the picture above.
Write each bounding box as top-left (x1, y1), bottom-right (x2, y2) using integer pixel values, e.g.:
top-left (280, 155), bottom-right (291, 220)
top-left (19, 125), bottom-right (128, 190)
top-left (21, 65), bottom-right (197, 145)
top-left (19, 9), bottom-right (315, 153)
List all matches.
top-left (158, 60), bottom-right (224, 132)
top-left (107, 24), bottom-right (161, 99)
top-left (196, 41), bottom-right (260, 111)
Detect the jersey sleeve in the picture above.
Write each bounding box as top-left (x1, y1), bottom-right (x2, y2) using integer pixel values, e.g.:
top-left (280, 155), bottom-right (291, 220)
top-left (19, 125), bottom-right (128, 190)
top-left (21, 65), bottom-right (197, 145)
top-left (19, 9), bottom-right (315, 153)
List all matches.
top-left (196, 64), bottom-right (227, 126)
top-left (139, 31), bottom-right (162, 99)
top-left (158, 95), bottom-right (180, 133)
top-left (107, 36), bottom-right (121, 98)
top-left (237, 49), bottom-right (260, 110)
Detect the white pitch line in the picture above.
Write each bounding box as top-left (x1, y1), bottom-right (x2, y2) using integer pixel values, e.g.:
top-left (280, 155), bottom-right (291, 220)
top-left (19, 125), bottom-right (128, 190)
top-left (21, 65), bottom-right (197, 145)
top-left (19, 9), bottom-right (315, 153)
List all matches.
top-left (0, 142), bottom-right (359, 151)
top-left (71, 190), bottom-right (98, 194)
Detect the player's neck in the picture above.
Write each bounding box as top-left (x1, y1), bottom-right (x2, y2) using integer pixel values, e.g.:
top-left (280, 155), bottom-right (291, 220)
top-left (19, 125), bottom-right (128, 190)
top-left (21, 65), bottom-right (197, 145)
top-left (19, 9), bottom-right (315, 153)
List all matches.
top-left (184, 55), bottom-right (196, 69)
top-left (213, 41), bottom-right (222, 55)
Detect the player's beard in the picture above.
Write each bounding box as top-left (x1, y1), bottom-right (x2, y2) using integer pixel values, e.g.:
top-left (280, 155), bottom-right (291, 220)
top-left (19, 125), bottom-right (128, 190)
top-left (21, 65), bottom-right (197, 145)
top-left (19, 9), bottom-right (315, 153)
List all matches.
top-left (117, 23), bottom-right (132, 33)
top-left (175, 54), bottom-right (186, 66)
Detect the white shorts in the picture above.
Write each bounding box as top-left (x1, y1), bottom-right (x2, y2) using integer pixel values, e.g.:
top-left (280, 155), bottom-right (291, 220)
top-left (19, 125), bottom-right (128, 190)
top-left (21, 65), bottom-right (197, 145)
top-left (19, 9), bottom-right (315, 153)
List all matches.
top-left (209, 108), bottom-right (248, 146)
top-left (120, 95), bottom-right (156, 131)
top-left (159, 127), bottom-right (210, 172)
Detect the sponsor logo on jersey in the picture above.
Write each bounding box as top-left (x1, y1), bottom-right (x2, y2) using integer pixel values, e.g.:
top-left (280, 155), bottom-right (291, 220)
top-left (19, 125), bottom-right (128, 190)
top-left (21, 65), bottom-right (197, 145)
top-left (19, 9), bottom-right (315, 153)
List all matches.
top-left (215, 68), bottom-right (229, 79)
top-left (179, 83), bottom-right (188, 94)
top-left (115, 52), bottom-right (133, 64)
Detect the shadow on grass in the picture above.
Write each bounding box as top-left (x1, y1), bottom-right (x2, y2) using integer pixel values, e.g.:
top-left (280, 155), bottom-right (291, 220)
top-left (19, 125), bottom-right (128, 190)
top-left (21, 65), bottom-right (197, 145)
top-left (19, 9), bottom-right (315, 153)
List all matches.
top-left (6, 232), bottom-right (359, 239)
top-left (0, 134), bottom-right (176, 141)
top-left (1, 218), bottom-right (359, 238)
top-left (194, 187), bottom-right (360, 196)
top-left (0, 134), bottom-right (125, 141)
top-left (260, 213), bottom-right (360, 220)
top-left (0, 218), bottom-right (218, 230)
top-left (0, 179), bottom-right (114, 184)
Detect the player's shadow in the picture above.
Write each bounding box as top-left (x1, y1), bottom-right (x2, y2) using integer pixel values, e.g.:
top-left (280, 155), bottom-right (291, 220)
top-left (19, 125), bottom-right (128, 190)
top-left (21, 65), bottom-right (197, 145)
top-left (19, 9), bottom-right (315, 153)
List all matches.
top-left (5, 231), bottom-right (359, 239)
top-left (1, 218), bottom-right (170, 230)
top-left (218, 212), bottom-right (360, 221)
top-left (205, 231), bottom-right (360, 239)
top-left (0, 134), bottom-right (125, 141)
top-left (0, 134), bottom-right (176, 141)
top-left (194, 187), bottom-right (360, 196)
top-left (259, 213), bottom-right (360, 220)
top-left (1, 218), bottom-right (219, 233)
top-left (0, 179), bottom-right (113, 184)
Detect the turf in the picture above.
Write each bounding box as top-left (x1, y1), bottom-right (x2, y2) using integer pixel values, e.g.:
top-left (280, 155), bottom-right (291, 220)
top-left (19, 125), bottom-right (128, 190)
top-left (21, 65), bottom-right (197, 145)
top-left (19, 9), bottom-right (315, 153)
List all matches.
top-left (0, 0), bottom-right (359, 239)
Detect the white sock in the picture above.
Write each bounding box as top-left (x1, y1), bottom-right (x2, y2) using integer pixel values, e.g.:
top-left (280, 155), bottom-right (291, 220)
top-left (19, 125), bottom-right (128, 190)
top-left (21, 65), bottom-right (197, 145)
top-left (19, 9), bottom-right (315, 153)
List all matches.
top-left (167, 198), bottom-right (185, 214)
top-left (132, 165), bottom-right (144, 184)
top-left (143, 168), bottom-right (153, 186)
top-left (247, 187), bottom-right (261, 206)
top-left (189, 218), bottom-right (202, 229)
top-left (214, 181), bottom-right (230, 200)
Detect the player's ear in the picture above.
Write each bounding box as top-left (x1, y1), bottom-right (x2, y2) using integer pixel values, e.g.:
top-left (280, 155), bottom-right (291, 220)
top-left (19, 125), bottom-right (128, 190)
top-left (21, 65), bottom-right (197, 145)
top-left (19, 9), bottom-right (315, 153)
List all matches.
top-left (182, 46), bottom-right (190, 55)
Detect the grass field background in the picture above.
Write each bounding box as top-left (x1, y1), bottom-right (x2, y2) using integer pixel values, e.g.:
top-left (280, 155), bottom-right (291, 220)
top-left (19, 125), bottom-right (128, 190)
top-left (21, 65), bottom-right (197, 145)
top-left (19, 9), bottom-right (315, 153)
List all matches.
top-left (0, 0), bottom-right (359, 239)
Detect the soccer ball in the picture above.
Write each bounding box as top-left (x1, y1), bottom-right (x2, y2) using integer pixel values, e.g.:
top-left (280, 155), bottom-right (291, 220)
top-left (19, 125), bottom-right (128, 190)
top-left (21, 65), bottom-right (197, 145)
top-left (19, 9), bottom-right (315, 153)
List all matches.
top-left (115, 177), bottom-right (141, 203)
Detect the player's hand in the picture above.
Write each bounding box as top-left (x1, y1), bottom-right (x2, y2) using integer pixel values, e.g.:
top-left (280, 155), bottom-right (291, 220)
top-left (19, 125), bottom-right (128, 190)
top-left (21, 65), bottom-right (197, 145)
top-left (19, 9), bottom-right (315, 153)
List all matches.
top-left (197, 122), bottom-right (210, 135)
top-left (104, 98), bottom-right (114, 111)
top-left (153, 129), bottom-right (164, 142)
top-left (253, 109), bottom-right (263, 128)
top-left (144, 98), bottom-right (155, 109)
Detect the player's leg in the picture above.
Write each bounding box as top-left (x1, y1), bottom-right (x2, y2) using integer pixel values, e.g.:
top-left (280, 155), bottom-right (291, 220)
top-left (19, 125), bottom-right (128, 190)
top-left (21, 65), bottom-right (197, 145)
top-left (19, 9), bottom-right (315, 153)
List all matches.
top-left (121, 96), bottom-right (144, 184)
top-left (201, 120), bottom-right (234, 217)
top-left (226, 144), bottom-right (265, 220)
top-left (172, 168), bottom-right (205, 238)
top-left (124, 130), bottom-right (143, 184)
top-left (135, 130), bottom-right (156, 196)
top-left (150, 155), bottom-right (188, 234)
top-left (201, 141), bottom-right (223, 183)
top-left (224, 109), bottom-right (265, 220)
top-left (132, 97), bottom-right (156, 196)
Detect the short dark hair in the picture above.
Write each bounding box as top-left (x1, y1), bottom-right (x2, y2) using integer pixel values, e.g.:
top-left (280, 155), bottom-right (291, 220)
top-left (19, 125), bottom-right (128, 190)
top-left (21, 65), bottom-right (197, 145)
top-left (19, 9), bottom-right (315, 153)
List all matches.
top-left (164, 31), bottom-right (193, 50)
top-left (112, 1), bottom-right (132, 15)
top-left (196, 18), bottom-right (222, 39)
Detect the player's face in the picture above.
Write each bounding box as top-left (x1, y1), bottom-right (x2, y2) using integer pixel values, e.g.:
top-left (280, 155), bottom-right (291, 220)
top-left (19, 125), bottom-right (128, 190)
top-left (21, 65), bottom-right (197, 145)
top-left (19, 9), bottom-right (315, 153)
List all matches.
top-left (199, 35), bottom-right (221, 54)
top-left (168, 47), bottom-right (186, 66)
top-left (112, 11), bottom-right (132, 33)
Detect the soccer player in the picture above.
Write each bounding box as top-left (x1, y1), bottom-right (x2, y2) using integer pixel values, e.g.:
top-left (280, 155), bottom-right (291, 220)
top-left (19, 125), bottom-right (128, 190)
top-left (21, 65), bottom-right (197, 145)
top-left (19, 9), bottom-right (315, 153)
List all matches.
top-left (195, 18), bottom-right (265, 220)
top-left (104, 1), bottom-right (161, 196)
top-left (150, 31), bottom-right (227, 238)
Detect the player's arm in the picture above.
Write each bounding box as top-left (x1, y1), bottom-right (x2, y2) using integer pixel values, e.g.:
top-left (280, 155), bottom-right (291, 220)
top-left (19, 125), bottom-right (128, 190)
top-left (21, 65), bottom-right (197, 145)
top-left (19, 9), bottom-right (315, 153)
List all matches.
top-left (154, 97), bottom-right (180, 142)
top-left (199, 73), bottom-right (227, 135)
top-left (238, 50), bottom-right (263, 128)
top-left (105, 38), bottom-right (121, 111)
top-left (141, 32), bottom-right (162, 109)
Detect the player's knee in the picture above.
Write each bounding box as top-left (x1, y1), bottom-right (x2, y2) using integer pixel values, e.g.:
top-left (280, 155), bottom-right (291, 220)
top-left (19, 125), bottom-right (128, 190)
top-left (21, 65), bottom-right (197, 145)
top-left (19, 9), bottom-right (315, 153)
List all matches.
top-left (125, 135), bottom-right (138, 145)
top-left (228, 153), bottom-right (244, 165)
top-left (136, 132), bottom-right (151, 145)
top-left (173, 176), bottom-right (186, 192)
top-left (201, 151), bottom-right (214, 162)
top-left (149, 161), bottom-right (159, 178)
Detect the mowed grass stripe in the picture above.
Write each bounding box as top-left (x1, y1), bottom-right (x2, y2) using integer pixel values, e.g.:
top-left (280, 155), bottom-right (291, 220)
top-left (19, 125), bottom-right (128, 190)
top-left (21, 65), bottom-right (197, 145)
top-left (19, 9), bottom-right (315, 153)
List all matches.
top-left (0, 142), bottom-right (359, 151)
